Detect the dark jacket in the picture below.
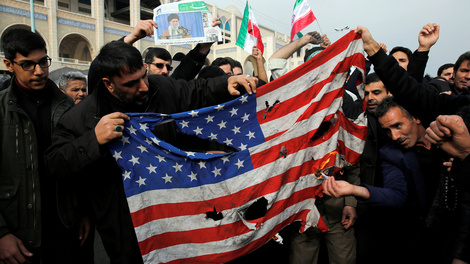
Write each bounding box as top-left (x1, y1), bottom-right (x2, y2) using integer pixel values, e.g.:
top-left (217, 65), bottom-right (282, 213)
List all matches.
top-left (361, 142), bottom-right (426, 213)
top-left (45, 74), bottom-right (237, 263)
top-left (0, 77), bottom-right (73, 248)
top-left (369, 48), bottom-right (470, 127)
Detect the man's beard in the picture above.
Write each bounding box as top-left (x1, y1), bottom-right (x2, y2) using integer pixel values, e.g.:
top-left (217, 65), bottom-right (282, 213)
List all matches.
top-left (114, 87), bottom-right (149, 107)
top-left (171, 24), bottom-right (179, 31)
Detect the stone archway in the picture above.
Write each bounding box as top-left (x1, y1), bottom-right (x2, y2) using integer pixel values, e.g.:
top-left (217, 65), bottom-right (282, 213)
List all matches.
top-left (58, 34), bottom-right (93, 62)
top-left (0, 24), bottom-right (49, 55)
top-left (243, 55), bottom-right (266, 76)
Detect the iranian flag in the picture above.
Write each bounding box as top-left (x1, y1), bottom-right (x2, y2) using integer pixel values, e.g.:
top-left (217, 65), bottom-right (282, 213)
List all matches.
top-left (290, 0), bottom-right (316, 41)
top-left (236, 1), bottom-right (264, 55)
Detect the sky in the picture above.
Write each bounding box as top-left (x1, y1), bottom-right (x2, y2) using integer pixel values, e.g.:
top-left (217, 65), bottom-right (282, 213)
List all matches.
top-left (203, 0), bottom-right (470, 76)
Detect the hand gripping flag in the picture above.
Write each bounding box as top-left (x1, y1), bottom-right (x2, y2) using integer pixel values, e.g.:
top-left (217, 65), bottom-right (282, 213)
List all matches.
top-left (290, 0), bottom-right (316, 41)
top-left (109, 31), bottom-right (367, 264)
top-left (235, 1), bottom-right (264, 54)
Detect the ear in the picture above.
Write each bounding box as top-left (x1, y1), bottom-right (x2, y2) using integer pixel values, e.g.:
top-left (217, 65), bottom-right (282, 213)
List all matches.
top-left (3, 59), bottom-right (14, 73)
top-left (414, 117), bottom-right (421, 125)
top-left (144, 63), bottom-right (149, 74)
top-left (102, 77), bottom-right (114, 93)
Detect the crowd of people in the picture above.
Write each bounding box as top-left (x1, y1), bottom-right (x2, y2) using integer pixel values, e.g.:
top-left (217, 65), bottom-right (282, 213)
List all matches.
top-left (0, 16), bottom-right (469, 264)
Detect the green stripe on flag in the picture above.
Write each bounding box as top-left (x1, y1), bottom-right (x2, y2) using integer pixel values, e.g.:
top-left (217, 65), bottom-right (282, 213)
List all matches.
top-left (235, 2), bottom-right (250, 49)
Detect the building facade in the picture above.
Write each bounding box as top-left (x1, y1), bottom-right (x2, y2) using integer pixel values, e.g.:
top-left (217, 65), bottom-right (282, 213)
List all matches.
top-left (0, 0), bottom-right (309, 81)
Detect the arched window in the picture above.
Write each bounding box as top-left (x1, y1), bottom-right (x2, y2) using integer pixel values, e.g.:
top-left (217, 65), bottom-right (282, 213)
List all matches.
top-left (59, 34), bottom-right (92, 62)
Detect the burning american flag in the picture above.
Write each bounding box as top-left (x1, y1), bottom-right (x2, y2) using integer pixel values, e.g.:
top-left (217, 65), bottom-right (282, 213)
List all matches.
top-left (108, 31), bottom-right (367, 263)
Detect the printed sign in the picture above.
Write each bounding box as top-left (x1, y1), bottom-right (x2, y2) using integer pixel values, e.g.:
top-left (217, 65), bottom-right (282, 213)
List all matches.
top-left (154, 1), bottom-right (222, 45)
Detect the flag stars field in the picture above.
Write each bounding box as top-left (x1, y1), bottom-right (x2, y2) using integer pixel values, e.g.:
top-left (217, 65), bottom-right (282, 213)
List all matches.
top-left (137, 144), bottom-right (148, 153)
top-left (113, 151), bottom-right (122, 161)
top-left (188, 110), bottom-right (199, 118)
top-left (146, 164), bottom-right (157, 174)
top-left (128, 125), bottom-right (137, 135)
top-left (136, 176), bottom-right (146, 186)
top-left (120, 136), bottom-right (130, 145)
top-left (180, 120), bottom-right (189, 128)
top-left (144, 138), bottom-right (153, 145)
top-left (188, 171), bottom-right (198, 181)
top-left (229, 108), bottom-right (239, 116)
top-left (217, 120), bottom-right (227, 129)
top-left (211, 167), bottom-right (222, 177)
top-left (173, 162), bottom-right (183, 172)
top-left (162, 174), bottom-right (172, 183)
top-left (235, 159), bottom-right (245, 169)
top-left (215, 104), bottom-right (224, 111)
top-left (122, 170), bottom-right (131, 180)
top-left (151, 137), bottom-right (160, 145)
top-left (208, 133), bottom-right (218, 140)
top-left (198, 160), bottom-right (207, 169)
top-left (221, 156), bottom-right (230, 164)
top-left (241, 113), bottom-right (250, 122)
top-left (205, 115), bottom-right (214, 123)
top-left (232, 126), bottom-right (241, 134)
top-left (193, 127), bottom-right (203, 135)
top-left (139, 123), bottom-right (149, 132)
top-left (129, 155), bottom-right (140, 166)
top-left (155, 154), bottom-right (166, 162)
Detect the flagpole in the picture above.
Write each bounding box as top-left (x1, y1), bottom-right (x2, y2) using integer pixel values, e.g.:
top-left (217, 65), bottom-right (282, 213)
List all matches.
top-left (315, 20), bottom-right (323, 36)
top-left (248, 1), bottom-right (255, 55)
top-left (30, 0), bottom-right (36, 32)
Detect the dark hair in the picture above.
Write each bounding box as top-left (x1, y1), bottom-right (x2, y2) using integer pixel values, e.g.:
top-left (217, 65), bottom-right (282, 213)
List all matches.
top-left (198, 66), bottom-right (226, 79)
top-left (375, 96), bottom-right (412, 121)
top-left (454, 52), bottom-right (470, 74)
top-left (230, 59), bottom-right (243, 71)
top-left (211, 57), bottom-right (232, 69)
top-left (390, 46), bottom-right (412, 61)
top-left (437, 63), bottom-right (454, 77)
top-left (304, 47), bottom-right (325, 62)
top-left (172, 52), bottom-right (185, 61)
top-left (365, 72), bottom-right (382, 85)
top-left (144, 47), bottom-right (172, 64)
top-left (2, 28), bottom-right (47, 61)
top-left (95, 41), bottom-right (144, 79)
top-left (168, 13), bottom-right (179, 22)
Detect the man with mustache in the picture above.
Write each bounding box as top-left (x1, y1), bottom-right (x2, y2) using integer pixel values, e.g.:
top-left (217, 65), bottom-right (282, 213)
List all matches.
top-left (58, 71), bottom-right (87, 104)
top-left (324, 97), bottom-right (447, 263)
top-left (45, 40), bottom-right (257, 263)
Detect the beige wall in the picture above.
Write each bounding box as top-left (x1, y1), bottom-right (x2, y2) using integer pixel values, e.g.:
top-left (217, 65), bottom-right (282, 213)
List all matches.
top-left (0, 0), bottom-right (306, 77)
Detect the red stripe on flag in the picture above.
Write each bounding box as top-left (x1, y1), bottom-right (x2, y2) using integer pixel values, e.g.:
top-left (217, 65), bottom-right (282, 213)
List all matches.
top-left (162, 210), bottom-right (313, 264)
top-left (138, 186), bottom-right (322, 256)
top-left (256, 33), bottom-right (363, 98)
top-left (131, 159), bottom-right (324, 227)
top-left (251, 116), bottom-right (339, 169)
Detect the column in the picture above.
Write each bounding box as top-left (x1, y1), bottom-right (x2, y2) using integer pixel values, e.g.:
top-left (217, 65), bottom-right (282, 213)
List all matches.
top-left (129, 0), bottom-right (141, 50)
top-left (47, 0), bottom-right (59, 64)
top-left (93, 0), bottom-right (105, 55)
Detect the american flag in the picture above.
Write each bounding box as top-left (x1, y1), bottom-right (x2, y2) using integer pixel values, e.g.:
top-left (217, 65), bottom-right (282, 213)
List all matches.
top-left (108, 31), bottom-right (367, 264)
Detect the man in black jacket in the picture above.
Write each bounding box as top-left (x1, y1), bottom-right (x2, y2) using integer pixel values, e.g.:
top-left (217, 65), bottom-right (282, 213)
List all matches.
top-left (356, 24), bottom-right (470, 264)
top-left (45, 40), bottom-right (257, 263)
top-left (1, 28), bottom-right (82, 263)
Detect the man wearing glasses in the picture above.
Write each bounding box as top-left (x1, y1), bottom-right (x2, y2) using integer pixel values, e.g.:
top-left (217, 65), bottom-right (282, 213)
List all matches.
top-left (144, 47), bottom-right (173, 76)
top-left (0, 28), bottom-right (84, 263)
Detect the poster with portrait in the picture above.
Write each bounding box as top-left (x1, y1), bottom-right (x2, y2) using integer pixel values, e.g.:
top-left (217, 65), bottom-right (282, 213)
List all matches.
top-left (154, 1), bottom-right (222, 45)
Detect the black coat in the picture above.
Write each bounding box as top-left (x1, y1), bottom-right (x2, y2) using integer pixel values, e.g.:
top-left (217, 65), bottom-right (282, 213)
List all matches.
top-left (45, 74), bottom-right (238, 263)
